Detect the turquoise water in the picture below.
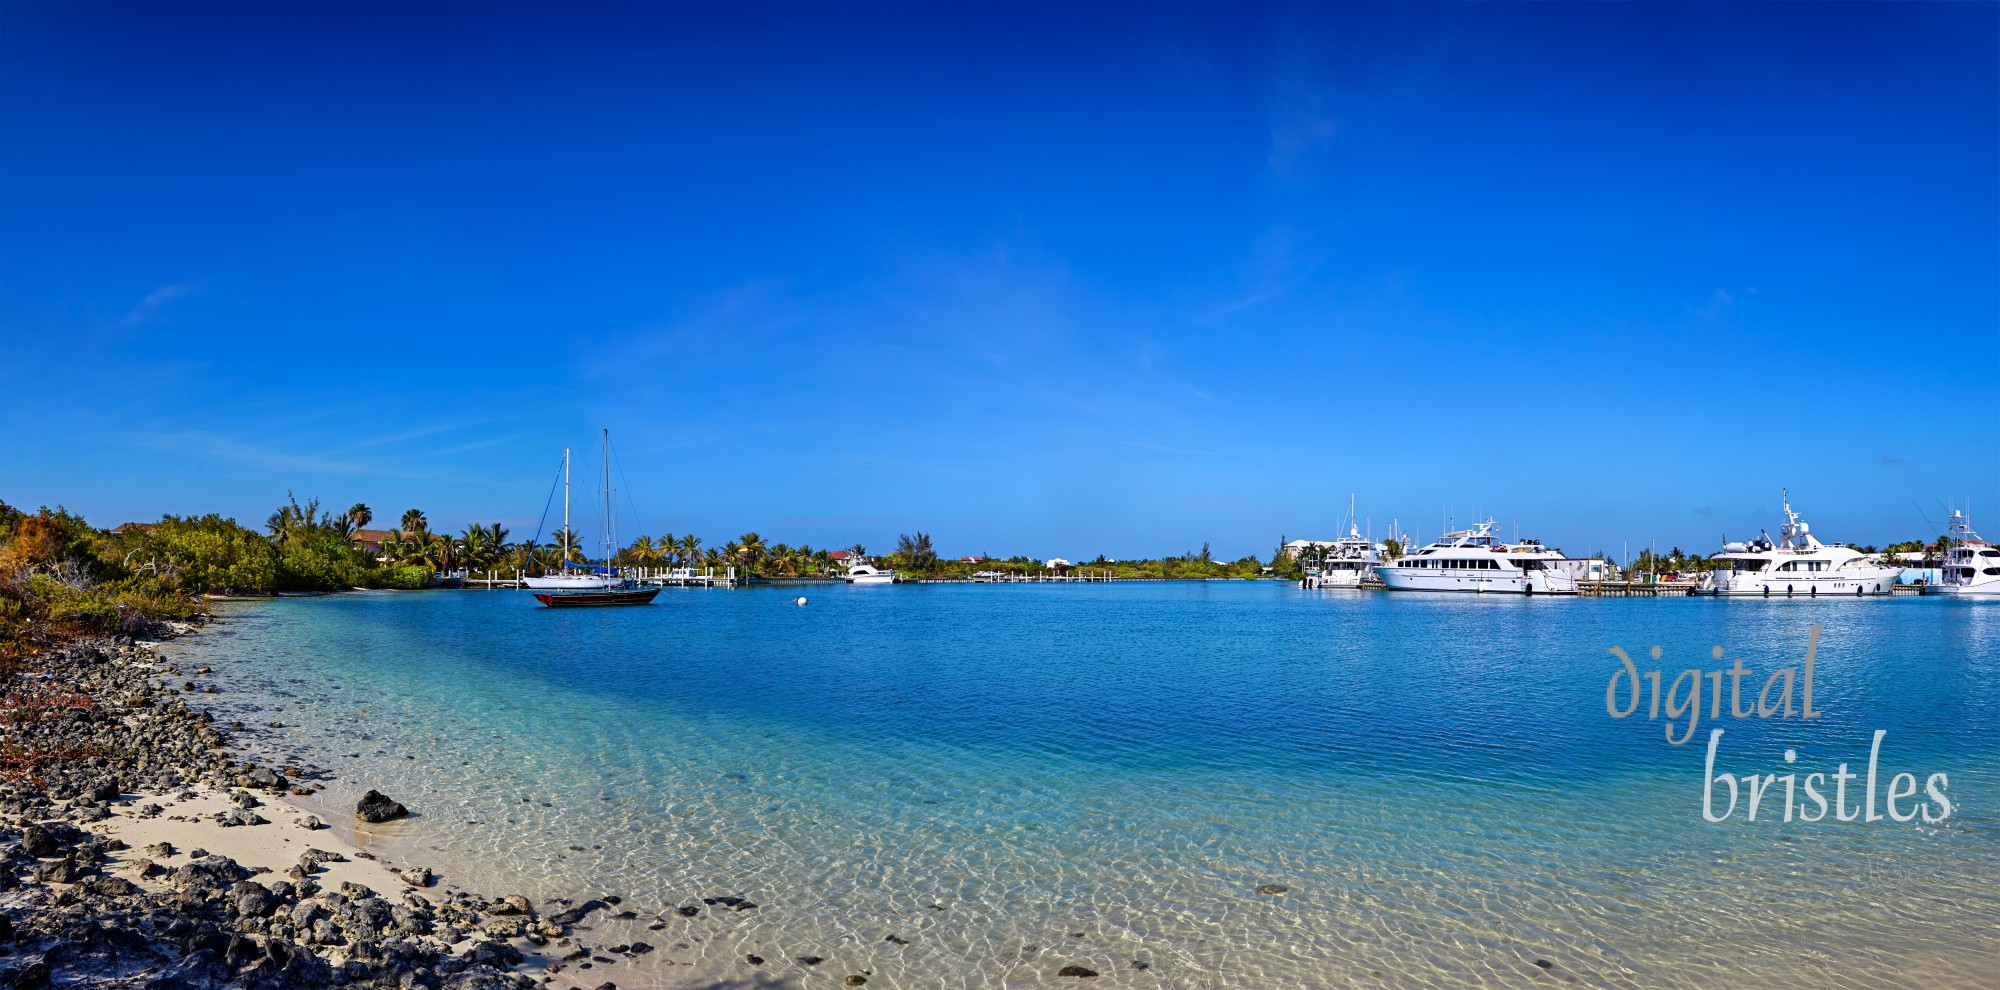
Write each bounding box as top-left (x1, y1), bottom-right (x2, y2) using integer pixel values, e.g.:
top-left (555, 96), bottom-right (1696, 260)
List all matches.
top-left (173, 584), bottom-right (2000, 988)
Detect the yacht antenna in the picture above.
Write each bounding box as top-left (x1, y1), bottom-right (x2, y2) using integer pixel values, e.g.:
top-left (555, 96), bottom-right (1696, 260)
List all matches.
top-left (1912, 500), bottom-right (1941, 537)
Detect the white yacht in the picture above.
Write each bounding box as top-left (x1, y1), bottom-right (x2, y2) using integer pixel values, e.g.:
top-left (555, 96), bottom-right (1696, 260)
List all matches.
top-left (1302, 524), bottom-right (1385, 589)
top-left (842, 562), bottom-right (896, 585)
top-left (1374, 519), bottom-right (1585, 594)
top-left (1701, 491), bottom-right (1898, 597)
top-left (1301, 494), bottom-right (1387, 589)
top-left (1924, 508), bottom-right (2000, 597)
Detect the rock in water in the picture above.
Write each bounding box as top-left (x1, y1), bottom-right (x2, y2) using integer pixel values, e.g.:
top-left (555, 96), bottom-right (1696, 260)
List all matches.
top-left (356, 789), bottom-right (409, 823)
top-left (1255, 884), bottom-right (1289, 895)
top-left (1058, 965), bottom-right (1099, 977)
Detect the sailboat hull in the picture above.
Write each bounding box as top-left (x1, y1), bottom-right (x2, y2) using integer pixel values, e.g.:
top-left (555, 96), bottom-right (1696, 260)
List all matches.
top-left (532, 588), bottom-right (661, 607)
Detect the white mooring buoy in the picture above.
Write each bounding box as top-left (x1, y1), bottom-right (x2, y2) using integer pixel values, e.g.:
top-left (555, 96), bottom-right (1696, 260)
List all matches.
top-left (795, 596), bottom-right (808, 607)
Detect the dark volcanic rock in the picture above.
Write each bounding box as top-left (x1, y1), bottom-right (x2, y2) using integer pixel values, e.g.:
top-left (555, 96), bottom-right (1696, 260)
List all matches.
top-left (20, 822), bottom-right (81, 858)
top-left (465, 941), bottom-right (524, 968)
top-left (548, 899), bottom-right (610, 926)
top-left (1058, 965), bottom-right (1100, 978)
top-left (230, 880), bottom-right (279, 917)
top-left (356, 789), bottom-right (409, 823)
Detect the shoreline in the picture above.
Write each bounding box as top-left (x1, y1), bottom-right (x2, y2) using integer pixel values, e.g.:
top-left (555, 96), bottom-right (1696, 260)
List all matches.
top-left (0, 624), bottom-right (665, 990)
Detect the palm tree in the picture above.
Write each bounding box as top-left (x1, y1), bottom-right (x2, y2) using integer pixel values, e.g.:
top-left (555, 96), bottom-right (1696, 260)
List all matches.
top-left (679, 534), bottom-right (702, 568)
top-left (421, 533), bottom-right (459, 573)
top-left (400, 508), bottom-right (428, 537)
top-left (348, 503), bottom-right (373, 530)
top-left (266, 506), bottom-right (295, 542)
top-left (731, 532), bottom-right (767, 576)
top-left (627, 535), bottom-right (658, 568)
top-left (547, 528), bottom-right (584, 565)
top-left (460, 524), bottom-right (496, 572)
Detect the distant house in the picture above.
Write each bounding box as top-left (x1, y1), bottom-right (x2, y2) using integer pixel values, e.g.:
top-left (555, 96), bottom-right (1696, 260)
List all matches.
top-left (827, 550), bottom-right (853, 563)
top-left (1045, 557), bottom-right (1072, 569)
top-left (351, 529), bottom-right (401, 555)
top-left (109, 522), bottom-right (155, 535)
top-left (959, 556), bottom-right (983, 563)
top-left (1282, 539), bottom-right (1341, 559)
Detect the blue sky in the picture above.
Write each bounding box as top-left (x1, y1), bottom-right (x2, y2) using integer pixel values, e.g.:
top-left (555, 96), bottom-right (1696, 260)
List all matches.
top-left (2, 2), bottom-right (1995, 560)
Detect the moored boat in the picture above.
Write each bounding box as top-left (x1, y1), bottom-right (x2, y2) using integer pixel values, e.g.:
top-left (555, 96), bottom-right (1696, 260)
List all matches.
top-left (531, 430), bottom-right (651, 607)
top-left (1701, 491), bottom-right (1898, 597)
top-left (1924, 508), bottom-right (2000, 597)
top-left (533, 587), bottom-right (661, 607)
top-left (1374, 519), bottom-right (1588, 594)
top-left (843, 562), bottom-right (895, 585)
top-left (1300, 494), bottom-right (1386, 589)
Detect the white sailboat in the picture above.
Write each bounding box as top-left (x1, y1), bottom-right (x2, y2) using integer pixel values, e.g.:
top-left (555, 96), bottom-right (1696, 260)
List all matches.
top-left (522, 443), bottom-right (625, 591)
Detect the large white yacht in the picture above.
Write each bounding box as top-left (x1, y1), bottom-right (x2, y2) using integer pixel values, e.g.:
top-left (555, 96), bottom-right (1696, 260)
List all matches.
top-left (1300, 494), bottom-right (1387, 589)
top-left (1924, 508), bottom-right (2000, 598)
top-left (1374, 519), bottom-right (1585, 594)
top-left (1701, 491), bottom-right (1898, 597)
top-left (1302, 524), bottom-right (1385, 589)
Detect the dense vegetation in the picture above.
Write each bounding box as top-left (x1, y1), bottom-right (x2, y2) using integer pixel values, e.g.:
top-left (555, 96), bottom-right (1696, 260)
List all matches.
top-left (0, 496), bottom-right (429, 659)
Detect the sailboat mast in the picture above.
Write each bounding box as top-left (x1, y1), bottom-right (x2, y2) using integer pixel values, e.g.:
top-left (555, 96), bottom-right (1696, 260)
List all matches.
top-left (602, 428), bottom-right (612, 567)
top-left (562, 446), bottom-right (571, 564)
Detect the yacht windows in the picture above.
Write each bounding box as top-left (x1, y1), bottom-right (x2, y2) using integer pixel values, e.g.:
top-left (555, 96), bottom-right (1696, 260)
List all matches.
top-left (1986, 568), bottom-right (2000, 576)
top-left (1981, 550), bottom-right (2000, 558)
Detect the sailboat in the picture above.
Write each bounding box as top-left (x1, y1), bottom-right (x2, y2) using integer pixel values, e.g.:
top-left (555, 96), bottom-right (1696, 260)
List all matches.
top-left (528, 430), bottom-right (660, 607)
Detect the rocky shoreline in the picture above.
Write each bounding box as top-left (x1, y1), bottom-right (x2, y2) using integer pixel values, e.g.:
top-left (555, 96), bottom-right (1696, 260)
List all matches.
top-left (0, 631), bottom-right (656, 990)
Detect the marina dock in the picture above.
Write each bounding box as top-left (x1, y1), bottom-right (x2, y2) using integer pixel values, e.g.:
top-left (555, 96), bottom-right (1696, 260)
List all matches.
top-left (1577, 580), bottom-right (1701, 597)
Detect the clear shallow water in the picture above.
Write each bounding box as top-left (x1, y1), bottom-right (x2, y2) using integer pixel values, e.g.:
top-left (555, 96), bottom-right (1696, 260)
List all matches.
top-left (170, 584), bottom-right (2000, 988)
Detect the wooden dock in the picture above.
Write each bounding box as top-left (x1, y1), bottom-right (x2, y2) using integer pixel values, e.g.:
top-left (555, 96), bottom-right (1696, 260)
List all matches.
top-left (1577, 580), bottom-right (1701, 597)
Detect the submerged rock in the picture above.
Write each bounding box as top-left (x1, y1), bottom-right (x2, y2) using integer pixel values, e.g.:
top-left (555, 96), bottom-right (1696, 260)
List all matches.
top-left (548, 899), bottom-right (610, 926)
top-left (357, 789), bottom-right (409, 822)
top-left (1058, 964), bottom-right (1100, 977)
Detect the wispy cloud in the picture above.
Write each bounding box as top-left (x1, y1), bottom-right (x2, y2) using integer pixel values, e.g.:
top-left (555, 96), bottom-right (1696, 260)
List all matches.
top-left (1118, 439), bottom-right (1215, 457)
top-left (118, 283), bottom-right (202, 328)
top-left (1195, 286), bottom-right (1287, 324)
top-left (1690, 288), bottom-right (1736, 321)
top-left (123, 429), bottom-right (406, 477)
top-left (1879, 454), bottom-right (1911, 467)
top-left (117, 425), bottom-right (509, 484)
top-left (1267, 79), bottom-right (1337, 174)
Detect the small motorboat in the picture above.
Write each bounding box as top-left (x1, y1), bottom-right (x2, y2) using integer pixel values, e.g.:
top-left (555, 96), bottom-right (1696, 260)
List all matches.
top-left (533, 587), bottom-right (661, 607)
top-left (843, 562), bottom-right (896, 585)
